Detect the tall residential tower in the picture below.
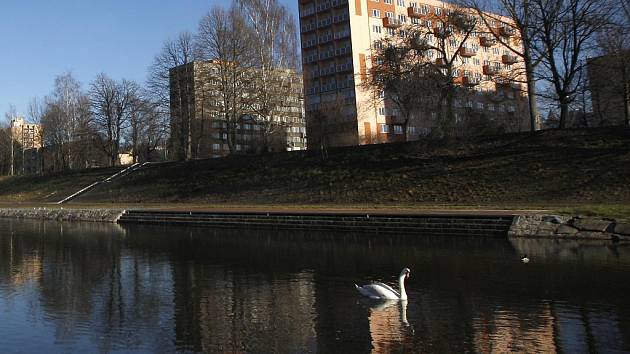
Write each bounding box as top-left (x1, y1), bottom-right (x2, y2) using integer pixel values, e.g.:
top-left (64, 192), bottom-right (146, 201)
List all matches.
top-left (299, 0), bottom-right (529, 148)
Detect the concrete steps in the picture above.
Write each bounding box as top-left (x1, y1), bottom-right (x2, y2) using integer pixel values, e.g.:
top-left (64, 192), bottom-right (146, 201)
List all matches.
top-left (118, 210), bottom-right (515, 237)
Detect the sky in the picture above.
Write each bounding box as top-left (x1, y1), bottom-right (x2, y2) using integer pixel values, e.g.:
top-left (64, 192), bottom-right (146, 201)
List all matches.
top-left (0, 0), bottom-right (299, 121)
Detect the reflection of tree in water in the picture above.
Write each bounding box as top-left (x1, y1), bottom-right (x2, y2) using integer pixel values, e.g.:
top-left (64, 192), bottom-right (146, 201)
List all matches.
top-left (167, 228), bottom-right (318, 353)
top-left (0, 219), bottom-right (175, 352)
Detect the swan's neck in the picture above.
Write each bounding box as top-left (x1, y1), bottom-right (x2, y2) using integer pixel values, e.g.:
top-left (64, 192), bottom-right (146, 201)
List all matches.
top-left (398, 275), bottom-right (408, 300)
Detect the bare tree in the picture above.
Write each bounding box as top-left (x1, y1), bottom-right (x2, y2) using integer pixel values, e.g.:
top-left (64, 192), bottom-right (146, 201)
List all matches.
top-left (237, 0), bottom-right (300, 152)
top-left (462, 0), bottom-right (542, 131)
top-left (90, 74), bottom-right (140, 166)
top-left (532, 0), bottom-right (614, 128)
top-left (147, 32), bottom-right (195, 160)
top-left (196, 5), bottom-right (254, 154)
top-left (364, 9), bottom-right (480, 138)
top-left (364, 32), bottom-right (441, 141)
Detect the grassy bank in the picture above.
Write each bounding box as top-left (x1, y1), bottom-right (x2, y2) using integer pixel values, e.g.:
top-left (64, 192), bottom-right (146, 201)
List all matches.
top-left (1, 127), bottom-right (629, 218)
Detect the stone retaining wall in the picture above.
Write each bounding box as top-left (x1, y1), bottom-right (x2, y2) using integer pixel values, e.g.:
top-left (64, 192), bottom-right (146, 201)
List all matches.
top-left (0, 208), bottom-right (124, 223)
top-left (509, 215), bottom-right (630, 241)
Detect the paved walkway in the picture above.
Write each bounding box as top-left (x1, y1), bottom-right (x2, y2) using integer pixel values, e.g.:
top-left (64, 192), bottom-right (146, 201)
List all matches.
top-left (0, 202), bottom-right (547, 216)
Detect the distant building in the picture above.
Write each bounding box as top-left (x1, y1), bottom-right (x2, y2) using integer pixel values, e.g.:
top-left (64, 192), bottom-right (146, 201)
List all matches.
top-left (10, 117), bottom-right (42, 175)
top-left (169, 60), bottom-right (307, 160)
top-left (10, 117), bottom-right (42, 150)
top-left (587, 53), bottom-right (630, 126)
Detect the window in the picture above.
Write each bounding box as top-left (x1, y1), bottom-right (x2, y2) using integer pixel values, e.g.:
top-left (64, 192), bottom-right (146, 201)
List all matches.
top-left (385, 11), bottom-right (393, 18)
top-left (380, 124), bottom-right (390, 133)
top-left (396, 0), bottom-right (405, 6)
top-left (372, 25), bottom-right (382, 33)
top-left (384, 0), bottom-right (392, 3)
top-left (378, 107), bottom-right (386, 115)
top-left (435, 7), bottom-right (441, 15)
top-left (372, 9), bottom-right (381, 18)
top-left (398, 14), bottom-right (406, 22)
top-left (387, 28), bottom-right (395, 35)
top-left (394, 125), bottom-right (403, 134)
top-left (212, 143), bottom-right (220, 150)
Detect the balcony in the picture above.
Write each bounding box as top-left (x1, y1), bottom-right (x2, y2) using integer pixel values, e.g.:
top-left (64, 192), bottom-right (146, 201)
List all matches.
top-left (435, 57), bottom-right (447, 67)
top-left (331, 0), bottom-right (348, 8)
top-left (319, 49), bottom-right (335, 60)
top-left (300, 22), bottom-right (317, 33)
top-left (483, 65), bottom-right (499, 75)
top-left (302, 38), bottom-right (317, 49)
top-left (318, 33), bottom-right (333, 44)
top-left (502, 54), bottom-right (518, 64)
top-left (479, 36), bottom-right (497, 47)
top-left (334, 46), bottom-right (352, 56)
top-left (407, 6), bottom-right (427, 18)
top-left (336, 61), bottom-right (353, 73)
top-left (462, 76), bottom-right (480, 87)
top-left (383, 17), bottom-right (403, 28)
top-left (317, 17), bottom-right (332, 28)
top-left (499, 26), bottom-right (516, 37)
top-left (315, 1), bottom-right (332, 13)
top-left (333, 30), bottom-right (350, 40)
top-left (300, 7), bottom-right (315, 18)
top-left (458, 47), bottom-right (477, 57)
top-left (332, 13), bottom-right (349, 23)
top-left (320, 66), bottom-right (336, 76)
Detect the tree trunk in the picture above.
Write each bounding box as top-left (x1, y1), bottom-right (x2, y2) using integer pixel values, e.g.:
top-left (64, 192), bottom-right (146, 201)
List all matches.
top-left (559, 100), bottom-right (568, 129)
top-left (523, 52), bottom-right (539, 131)
top-left (623, 62), bottom-right (630, 126)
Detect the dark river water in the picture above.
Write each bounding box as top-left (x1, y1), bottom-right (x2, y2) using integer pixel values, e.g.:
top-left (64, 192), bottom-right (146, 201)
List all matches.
top-left (1, 218), bottom-right (629, 353)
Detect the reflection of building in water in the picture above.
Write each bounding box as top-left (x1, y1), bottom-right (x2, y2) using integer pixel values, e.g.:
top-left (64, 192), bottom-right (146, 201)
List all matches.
top-left (367, 300), bottom-right (414, 354)
top-left (473, 304), bottom-right (557, 353)
top-left (173, 265), bottom-right (317, 353)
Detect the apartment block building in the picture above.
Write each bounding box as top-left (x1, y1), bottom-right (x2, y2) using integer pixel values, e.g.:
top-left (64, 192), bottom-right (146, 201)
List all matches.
top-left (587, 53), bottom-right (630, 127)
top-left (169, 60), bottom-right (307, 159)
top-left (299, 0), bottom-right (529, 148)
top-left (10, 117), bottom-right (42, 150)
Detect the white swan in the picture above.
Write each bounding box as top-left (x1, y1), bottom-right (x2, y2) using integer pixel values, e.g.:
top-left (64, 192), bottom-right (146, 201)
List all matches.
top-left (355, 268), bottom-right (411, 300)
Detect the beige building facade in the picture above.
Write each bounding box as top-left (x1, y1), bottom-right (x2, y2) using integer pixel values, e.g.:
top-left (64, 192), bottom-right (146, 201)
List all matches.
top-left (299, 0), bottom-right (529, 148)
top-left (169, 61), bottom-right (307, 159)
top-left (10, 117), bottom-right (42, 150)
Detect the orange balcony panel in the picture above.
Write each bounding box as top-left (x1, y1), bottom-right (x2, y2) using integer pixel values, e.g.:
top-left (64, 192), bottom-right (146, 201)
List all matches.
top-left (462, 76), bottom-right (480, 86)
top-left (499, 26), bottom-right (516, 37)
top-left (480, 36), bottom-right (496, 47)
top-left (502, 54), bottom-right (518, 64)
top-left (382, 17), bottom-right (403, 28)
top-left (459, 47), bottom-right (476, 57)
top-left (435, 57), bottom-right (447, 67)
top-left (407, 7), bottom-right (426, 18)
top-left (483, 65), bottom-right (498, 75)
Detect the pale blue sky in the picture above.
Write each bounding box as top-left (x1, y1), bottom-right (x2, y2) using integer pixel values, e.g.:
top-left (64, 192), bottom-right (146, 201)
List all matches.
top-left (0, 0), bottom-right (299, 120)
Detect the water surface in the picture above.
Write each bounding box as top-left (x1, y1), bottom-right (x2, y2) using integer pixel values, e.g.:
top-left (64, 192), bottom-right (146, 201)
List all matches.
top-left (1, 219), bottom-right (629, 353)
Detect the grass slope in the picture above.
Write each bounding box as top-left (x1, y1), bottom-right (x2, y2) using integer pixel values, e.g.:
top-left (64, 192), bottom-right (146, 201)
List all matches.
top-left (0, 166), bottom-right (123, 203)
top-left (65, 127), bottom-right (630, 216)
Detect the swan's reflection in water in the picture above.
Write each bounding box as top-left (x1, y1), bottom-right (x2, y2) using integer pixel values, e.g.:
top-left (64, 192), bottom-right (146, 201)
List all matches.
top-left (359, 299), bottom-right (415, 353)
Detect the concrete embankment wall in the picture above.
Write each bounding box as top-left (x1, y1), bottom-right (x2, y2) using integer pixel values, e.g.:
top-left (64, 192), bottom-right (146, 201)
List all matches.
top-left (0, 208), bottom-right (627, 241)
top-left (0, 208), bottom-right (124, 223)
top-left (509, 215), bottom-right (630, 241)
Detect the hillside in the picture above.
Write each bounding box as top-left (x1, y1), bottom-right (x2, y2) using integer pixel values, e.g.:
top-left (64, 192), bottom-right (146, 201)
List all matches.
top-left (0, 166), bottom-right (123, 203)
top-left (64, 127), bottom-right (630, 210)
